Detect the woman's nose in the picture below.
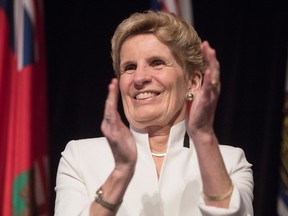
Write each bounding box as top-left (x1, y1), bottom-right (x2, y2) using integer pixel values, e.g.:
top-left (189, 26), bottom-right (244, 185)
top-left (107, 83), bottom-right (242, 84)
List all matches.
top-left (133, 65), bottom-right (152, 87)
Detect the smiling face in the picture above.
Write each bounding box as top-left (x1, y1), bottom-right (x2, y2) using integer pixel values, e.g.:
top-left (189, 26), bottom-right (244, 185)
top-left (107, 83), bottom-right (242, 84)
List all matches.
top-left (119, 34), bottom-right (192, 131)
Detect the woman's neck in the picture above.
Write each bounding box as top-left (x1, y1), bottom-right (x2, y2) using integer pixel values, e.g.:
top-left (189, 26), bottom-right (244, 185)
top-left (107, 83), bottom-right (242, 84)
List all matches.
top-left (149, 134), bottom-right (169, 153)
top-left (148, 133), bottom-right (168, 179)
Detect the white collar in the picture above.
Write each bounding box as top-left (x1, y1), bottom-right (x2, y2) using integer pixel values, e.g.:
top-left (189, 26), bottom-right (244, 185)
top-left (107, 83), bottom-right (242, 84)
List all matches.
top-left (130, 120), bottom-right (191, 153)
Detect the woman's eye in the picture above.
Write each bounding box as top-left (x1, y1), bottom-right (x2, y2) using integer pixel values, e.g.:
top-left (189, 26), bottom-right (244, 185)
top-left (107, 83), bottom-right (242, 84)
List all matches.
top-left (122, 64), bottom-right (136, 74)
top-left (126, 64), bottom-right (136, 70)
top-left (151, 60), bottom-right (165, 69)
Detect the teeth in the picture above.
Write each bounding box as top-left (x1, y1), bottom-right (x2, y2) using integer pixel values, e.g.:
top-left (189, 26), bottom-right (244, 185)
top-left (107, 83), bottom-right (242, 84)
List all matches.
top-left (136, 92), bottom-right (157, 100)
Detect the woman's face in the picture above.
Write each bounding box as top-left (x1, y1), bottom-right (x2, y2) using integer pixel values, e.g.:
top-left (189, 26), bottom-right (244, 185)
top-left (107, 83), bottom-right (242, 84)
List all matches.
top-left (119, 34), bottom-right (192, 130)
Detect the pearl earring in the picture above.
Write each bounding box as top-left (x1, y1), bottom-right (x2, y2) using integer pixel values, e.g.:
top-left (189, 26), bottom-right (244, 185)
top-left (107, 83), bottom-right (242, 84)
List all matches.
top-left (186, 92), bottom-right (194, 101)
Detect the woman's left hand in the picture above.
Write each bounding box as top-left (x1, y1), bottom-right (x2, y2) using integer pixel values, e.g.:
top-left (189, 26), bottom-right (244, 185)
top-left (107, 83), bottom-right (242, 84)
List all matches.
top-left (186, 40), bottom-right (221, 136)
top-left (186, 41), bottom-right (233, 208)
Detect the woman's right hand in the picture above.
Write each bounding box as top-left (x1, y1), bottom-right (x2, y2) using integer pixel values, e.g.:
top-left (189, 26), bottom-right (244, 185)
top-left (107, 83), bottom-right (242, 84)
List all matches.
top-left (91, 79), bottom-right (136, 215)
top-left (101, 78), bottom-right (137, 174)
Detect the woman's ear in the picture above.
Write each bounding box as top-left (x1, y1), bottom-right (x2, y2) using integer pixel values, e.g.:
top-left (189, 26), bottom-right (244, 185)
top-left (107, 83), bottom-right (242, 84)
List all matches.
top-left (190, 71), bottom-right (202, 94)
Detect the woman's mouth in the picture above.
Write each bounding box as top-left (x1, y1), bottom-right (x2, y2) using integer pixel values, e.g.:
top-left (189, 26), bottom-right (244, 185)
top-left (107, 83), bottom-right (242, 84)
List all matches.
top-left (135, 92), bottom-right (159, 100)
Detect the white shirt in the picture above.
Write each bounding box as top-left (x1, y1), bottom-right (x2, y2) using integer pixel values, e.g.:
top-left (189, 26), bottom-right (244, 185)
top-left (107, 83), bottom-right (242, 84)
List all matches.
top-left (54, 121), bottom-right (254, 215)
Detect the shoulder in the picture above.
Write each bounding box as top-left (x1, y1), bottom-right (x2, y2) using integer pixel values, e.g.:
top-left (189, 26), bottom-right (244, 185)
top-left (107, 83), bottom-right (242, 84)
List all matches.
top-left (56, 137), bottom-right (115, 193)
top-left (219, 144), bottom-right (252, 168)
top-left (58, 137), bottom-right (115, 175)
top-left (61, 137), bottom-right (113, 161)
top-left (64, 136), bottom-right (109, 150)
top-left (219, 144), bottom-right (246, 160)
top-left (219, 144), bottom-right (245, 156)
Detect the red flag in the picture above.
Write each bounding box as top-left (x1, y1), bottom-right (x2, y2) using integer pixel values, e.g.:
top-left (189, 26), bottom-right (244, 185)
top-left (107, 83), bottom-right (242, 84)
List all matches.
top-left (150, 0), bottom-right (194, 25)
top-left (0, 0), bottom-right (50, 215)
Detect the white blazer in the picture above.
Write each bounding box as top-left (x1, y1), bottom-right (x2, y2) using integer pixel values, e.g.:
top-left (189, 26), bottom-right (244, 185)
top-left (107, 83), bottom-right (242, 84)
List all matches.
top-left (54, 121), bottom-right (254, 216)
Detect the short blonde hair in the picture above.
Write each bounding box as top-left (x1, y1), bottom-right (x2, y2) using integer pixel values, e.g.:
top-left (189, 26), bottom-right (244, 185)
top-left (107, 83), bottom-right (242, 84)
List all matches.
top-left (111, 10), bottom-right (205, 79)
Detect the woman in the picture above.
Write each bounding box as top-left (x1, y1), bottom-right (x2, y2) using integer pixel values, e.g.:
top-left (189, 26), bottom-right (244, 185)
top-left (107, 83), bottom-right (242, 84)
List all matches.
top-left (54, 10), bottom-right (254, 216)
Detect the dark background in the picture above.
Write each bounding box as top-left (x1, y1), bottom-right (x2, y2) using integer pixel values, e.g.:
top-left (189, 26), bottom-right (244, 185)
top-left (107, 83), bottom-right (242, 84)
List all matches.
top-left (44, 0), bottom-right (288, 215)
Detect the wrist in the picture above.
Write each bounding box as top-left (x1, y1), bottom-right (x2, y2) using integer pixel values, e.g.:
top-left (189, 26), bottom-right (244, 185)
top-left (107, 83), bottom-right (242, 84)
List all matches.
top-left (203, 183), bottom-right (234, 201)
top-left (189, 129), bottom-right (216, 146)
top-left (95, 186), bottom-right (122, 212)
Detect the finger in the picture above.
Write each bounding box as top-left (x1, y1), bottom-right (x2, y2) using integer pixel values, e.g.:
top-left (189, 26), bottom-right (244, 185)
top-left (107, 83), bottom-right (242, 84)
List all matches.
top-left (201, 41), bottom-right (220, 88)
top-left (202, 68), bottom-right (220, 91)
top-left (104, 78), bottom-right (119, 122)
